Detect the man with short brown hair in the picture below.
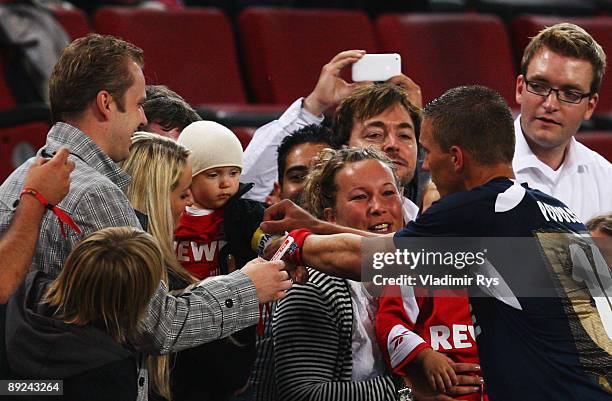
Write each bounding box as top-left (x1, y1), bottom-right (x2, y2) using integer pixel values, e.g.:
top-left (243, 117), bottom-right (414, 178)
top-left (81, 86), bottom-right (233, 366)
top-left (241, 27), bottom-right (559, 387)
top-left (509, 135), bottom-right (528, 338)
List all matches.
top-left (262, 85), bottom-right (612, 401)
top-left (514, 22), bottom-right (612, 222)
top-left (0, 33), bottom-right (289, 401)
top-left (140, 84), bottom-right (202, 139)
top-left (242, 50), bottom-right (422, 221)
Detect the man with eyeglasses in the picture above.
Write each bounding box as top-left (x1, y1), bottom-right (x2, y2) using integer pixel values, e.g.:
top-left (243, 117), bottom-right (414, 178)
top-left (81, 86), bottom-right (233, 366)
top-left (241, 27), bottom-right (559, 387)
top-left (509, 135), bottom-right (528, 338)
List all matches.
top-left (514, 22), bottom-right (612, 222)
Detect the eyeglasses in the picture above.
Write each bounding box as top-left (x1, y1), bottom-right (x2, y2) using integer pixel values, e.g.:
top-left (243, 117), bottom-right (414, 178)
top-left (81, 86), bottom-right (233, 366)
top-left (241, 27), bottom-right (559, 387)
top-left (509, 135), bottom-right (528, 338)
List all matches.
top-left (524, 80), bottom-right (591, 104)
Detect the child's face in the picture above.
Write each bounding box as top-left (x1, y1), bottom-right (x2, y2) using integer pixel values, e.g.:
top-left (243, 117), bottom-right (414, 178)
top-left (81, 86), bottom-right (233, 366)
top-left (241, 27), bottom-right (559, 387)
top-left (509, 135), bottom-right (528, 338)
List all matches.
top-left (191, 166), bottom-right (241, 209)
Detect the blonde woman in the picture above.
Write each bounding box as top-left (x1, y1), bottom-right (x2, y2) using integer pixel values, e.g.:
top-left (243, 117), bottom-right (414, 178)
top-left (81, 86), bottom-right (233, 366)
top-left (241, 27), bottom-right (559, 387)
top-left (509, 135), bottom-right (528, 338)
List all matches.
top-left (6, 227), bottom-right (165, 401)
top-left (121, 132), bottom-right (259, 401)
top-left (259, 147), bottom-right (405, 401)
top-left (121, 131), bottom-right (196, 289)
top-left (263, 148), bottom-right (483, 401)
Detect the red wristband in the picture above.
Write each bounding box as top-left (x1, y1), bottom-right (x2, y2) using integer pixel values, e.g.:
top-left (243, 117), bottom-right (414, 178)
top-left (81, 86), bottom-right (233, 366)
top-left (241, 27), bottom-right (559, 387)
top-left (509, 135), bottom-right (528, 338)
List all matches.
top-left (286, 228), bottom-right (312, 266)
top-left (20, 187), bottom-right (82, 237)
top-left (21, 187), bottom-right (50, 208)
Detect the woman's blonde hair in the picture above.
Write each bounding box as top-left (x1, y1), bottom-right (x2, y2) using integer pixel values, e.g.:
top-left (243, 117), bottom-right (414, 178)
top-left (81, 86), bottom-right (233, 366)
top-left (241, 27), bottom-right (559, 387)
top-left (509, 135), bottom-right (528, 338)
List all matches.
top-left (303, 147), bottom-right (398, 219)
top-left (121, 131), bottom-right (196, 286)
top-left (43, 227), bottom-right (164, 344)
top-left (120, 132), bottom-right (197, 400)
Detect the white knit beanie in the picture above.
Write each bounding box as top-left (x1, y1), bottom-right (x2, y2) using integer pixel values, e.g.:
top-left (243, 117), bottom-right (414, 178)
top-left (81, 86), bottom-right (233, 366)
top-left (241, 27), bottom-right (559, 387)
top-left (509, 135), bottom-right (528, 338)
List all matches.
top-left (177, 120), bottom-right (243, 177)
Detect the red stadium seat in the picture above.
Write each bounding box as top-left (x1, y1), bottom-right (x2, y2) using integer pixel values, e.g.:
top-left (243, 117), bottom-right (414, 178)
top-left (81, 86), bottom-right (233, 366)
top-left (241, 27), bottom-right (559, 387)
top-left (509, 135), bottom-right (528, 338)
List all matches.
top-left (52, 7), bottom-right (92, 40)
top-left (576, 131), bottom-right (612, 162)
top-left (94, 7), bottom-right (247, 106)
top-left (238, 7), bottom-right (378, 105)
top-left (0, 122), bottom-right (49, 181)
top-left (475, 0), bottom-right (598, 19)
top-left (231, 126), bottom-right (256, 150)
top-left (375, 13), bottom-right (517, 106)
top-left (511, 15), bottom-right (612, 116)
top-left (0, 52), bottom-right (16, 110)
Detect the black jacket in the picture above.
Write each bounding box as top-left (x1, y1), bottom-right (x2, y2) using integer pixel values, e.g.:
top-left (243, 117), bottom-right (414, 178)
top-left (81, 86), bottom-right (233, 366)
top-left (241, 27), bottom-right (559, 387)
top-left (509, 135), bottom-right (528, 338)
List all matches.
top-left (219, 182), bottom-right (267, 274)
top-left (6, 271), bottom-right (139, 401)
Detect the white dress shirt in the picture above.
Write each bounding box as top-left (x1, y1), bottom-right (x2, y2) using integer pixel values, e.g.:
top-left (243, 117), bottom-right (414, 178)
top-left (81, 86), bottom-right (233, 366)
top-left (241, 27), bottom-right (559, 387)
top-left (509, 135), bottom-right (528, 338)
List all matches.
top-left (512, 116), bottom-right (612, 223)
top-left (347, 280), bottom-right (387, 381)
top-left (242, 98), bottom-right (420, 222)
top-left (241, 98), bottom-right (323, 201)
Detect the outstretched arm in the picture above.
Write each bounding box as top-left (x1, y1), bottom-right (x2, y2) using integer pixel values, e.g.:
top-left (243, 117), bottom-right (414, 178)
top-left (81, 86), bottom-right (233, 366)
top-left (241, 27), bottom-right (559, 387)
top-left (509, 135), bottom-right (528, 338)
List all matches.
top-left (300, 233), bottom-right (364, 280)
top-left (261, 200), bottom-right (395, 281)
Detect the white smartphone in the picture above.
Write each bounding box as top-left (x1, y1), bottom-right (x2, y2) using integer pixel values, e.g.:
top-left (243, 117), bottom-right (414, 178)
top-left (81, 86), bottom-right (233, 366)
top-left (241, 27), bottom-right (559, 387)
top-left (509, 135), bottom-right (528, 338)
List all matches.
top-left (352, 53), bottom-right (402, 82)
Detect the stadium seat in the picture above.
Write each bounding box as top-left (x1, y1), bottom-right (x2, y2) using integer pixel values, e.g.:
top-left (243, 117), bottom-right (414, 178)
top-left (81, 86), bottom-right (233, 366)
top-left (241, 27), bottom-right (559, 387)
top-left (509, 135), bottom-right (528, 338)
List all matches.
top-left (511, 15), bottom-right (612, 120)
top-left (238, 7), bottom-right (378, 105)
top-left (475, 0), bottom-right (598, 20)
top-left (375, 13), bottom-right (517, 106)
top-left (576, 131), bottom-right (612, 162)
top-left (94, 7), bottom-right (248, 106)
top-left (0, 52), bottom-right (16, 110)
top-left (230, 126), bottom-right (257, 150)
top-left (51, 7), bottom-right (92, 40)
top-left (0, 121), bottom-right (49, 181)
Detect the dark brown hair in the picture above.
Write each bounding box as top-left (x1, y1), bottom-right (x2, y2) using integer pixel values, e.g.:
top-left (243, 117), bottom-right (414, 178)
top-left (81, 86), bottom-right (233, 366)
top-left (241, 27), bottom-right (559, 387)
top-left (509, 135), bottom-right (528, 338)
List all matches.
top-left (331, 82), bottom-right (421, 149)
top-left (142, 85), bottom-right (201, 131)
top-left (422, 85), bottom-right (515, 165)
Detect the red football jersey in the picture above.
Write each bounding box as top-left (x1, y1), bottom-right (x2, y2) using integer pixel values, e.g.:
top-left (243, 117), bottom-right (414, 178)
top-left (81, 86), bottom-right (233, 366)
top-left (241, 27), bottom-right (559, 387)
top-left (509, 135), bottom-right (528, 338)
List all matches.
top-left (174, 208), bottom-right (227, 279)
top-left (376, 285), bottom-right (486, 401)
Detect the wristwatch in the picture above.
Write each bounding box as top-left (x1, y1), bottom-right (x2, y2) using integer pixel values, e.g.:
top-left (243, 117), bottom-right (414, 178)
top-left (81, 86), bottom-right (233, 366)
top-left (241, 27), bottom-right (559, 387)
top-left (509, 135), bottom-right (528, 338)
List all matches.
top-left (397, 386), bottom-right (414, 401)
top-left (393, 375), bottom-right (414, 401)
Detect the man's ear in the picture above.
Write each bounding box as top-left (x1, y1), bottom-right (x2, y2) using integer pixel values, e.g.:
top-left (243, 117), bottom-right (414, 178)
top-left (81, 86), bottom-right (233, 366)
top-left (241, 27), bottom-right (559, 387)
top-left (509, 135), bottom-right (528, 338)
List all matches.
top-left (323, 207), bottom-right (336, 223)
top-left (449, 145), bottom-right (464, 172)
top-left (583, 92), bottom-right (599, 121)
top-left (265, 182), bottom-right (282, 206)
top-left (515, 74), bottom-right (525, 106)
top-left (95, 90), bottom-right (113, 121)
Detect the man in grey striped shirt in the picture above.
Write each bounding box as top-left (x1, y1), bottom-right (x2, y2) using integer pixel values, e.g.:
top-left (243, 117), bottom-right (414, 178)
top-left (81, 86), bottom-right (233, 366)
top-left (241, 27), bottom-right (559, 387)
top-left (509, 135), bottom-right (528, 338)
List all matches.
top-left (0, 34), bottom-right (290, 400)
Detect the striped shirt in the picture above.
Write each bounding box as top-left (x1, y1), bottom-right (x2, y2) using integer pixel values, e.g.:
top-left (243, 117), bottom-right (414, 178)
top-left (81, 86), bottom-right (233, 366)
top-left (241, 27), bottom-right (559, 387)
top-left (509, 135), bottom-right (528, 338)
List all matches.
top-left (256, 268), bottom-right (396, 401)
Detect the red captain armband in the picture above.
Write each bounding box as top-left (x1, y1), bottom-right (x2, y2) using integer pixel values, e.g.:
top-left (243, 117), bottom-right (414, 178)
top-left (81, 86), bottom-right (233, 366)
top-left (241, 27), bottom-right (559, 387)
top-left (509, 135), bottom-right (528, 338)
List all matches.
top-left (20, 187), bottom-right (82, 238)
top-left (285, 228), bottom-right (312, 266)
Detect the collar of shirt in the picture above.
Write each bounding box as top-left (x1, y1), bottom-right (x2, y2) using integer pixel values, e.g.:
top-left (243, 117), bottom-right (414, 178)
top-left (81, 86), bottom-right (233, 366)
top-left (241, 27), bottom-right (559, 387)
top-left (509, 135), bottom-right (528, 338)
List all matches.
top-left (402, 196), bottom-right (419, 223)
top-left (44, 122), bottom-right (132, 190)
top-left (512, 115), bottom-right (588, 183)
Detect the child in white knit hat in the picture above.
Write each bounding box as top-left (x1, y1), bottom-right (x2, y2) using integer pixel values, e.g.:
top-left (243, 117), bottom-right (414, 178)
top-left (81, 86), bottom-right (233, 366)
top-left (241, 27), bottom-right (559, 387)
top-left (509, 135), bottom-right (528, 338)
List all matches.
top-left (174, 120), bottom-right (265, 400)
top-left (175, 120), bottom-right (263, 278)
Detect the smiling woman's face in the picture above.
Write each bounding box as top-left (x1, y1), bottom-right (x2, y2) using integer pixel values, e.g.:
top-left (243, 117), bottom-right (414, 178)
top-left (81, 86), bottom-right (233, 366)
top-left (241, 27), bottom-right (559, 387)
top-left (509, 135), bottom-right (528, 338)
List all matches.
top-left (324, 159), bottom-right (404, 234)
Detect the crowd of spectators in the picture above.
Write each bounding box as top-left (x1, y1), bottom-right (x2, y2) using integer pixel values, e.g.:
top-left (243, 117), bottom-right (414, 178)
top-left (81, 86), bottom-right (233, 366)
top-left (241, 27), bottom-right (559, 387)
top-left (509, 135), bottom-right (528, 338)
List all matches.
top-left (0, 16), bottom-right (610, 401)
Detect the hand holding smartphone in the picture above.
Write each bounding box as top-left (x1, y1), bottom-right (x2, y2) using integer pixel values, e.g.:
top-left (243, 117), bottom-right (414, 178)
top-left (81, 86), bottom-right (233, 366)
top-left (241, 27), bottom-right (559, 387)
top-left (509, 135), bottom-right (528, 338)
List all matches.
top-left (352, 53), bottom-right (402, 82)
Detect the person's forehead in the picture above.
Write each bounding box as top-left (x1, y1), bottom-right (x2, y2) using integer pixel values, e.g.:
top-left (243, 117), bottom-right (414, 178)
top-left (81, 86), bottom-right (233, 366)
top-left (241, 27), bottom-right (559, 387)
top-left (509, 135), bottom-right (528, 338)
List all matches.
top-left (127, 61), bottom-right (146, 91)
top-left (526, 47), bottom-right (594, 88)
top-left (285, 142), bottom-right (328, 166)
top-left (359, 103), bottom-right (412, 124)
top-left (338, 159), bottom-right (393, 184)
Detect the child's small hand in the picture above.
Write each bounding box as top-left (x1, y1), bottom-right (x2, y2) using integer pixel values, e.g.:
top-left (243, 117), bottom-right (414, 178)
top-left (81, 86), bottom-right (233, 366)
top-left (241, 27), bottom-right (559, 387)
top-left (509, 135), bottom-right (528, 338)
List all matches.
top-left (419, 348), bottom-right (458, 394)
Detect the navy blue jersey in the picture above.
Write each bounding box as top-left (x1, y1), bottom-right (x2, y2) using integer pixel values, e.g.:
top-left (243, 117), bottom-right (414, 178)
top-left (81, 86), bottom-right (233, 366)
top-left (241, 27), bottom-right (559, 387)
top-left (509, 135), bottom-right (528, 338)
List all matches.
top-left (396, 177), bottom-right (612, 401)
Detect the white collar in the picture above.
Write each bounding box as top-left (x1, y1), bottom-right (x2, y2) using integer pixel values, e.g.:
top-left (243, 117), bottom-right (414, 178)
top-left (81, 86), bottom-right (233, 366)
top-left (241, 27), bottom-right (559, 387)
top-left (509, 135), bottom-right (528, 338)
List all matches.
top-left (402, 196), bottom-right (419, 223)
top-left (186, 206), bottom-right (217, 216)
top-left (513, 115), bottom-right (588, 176)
